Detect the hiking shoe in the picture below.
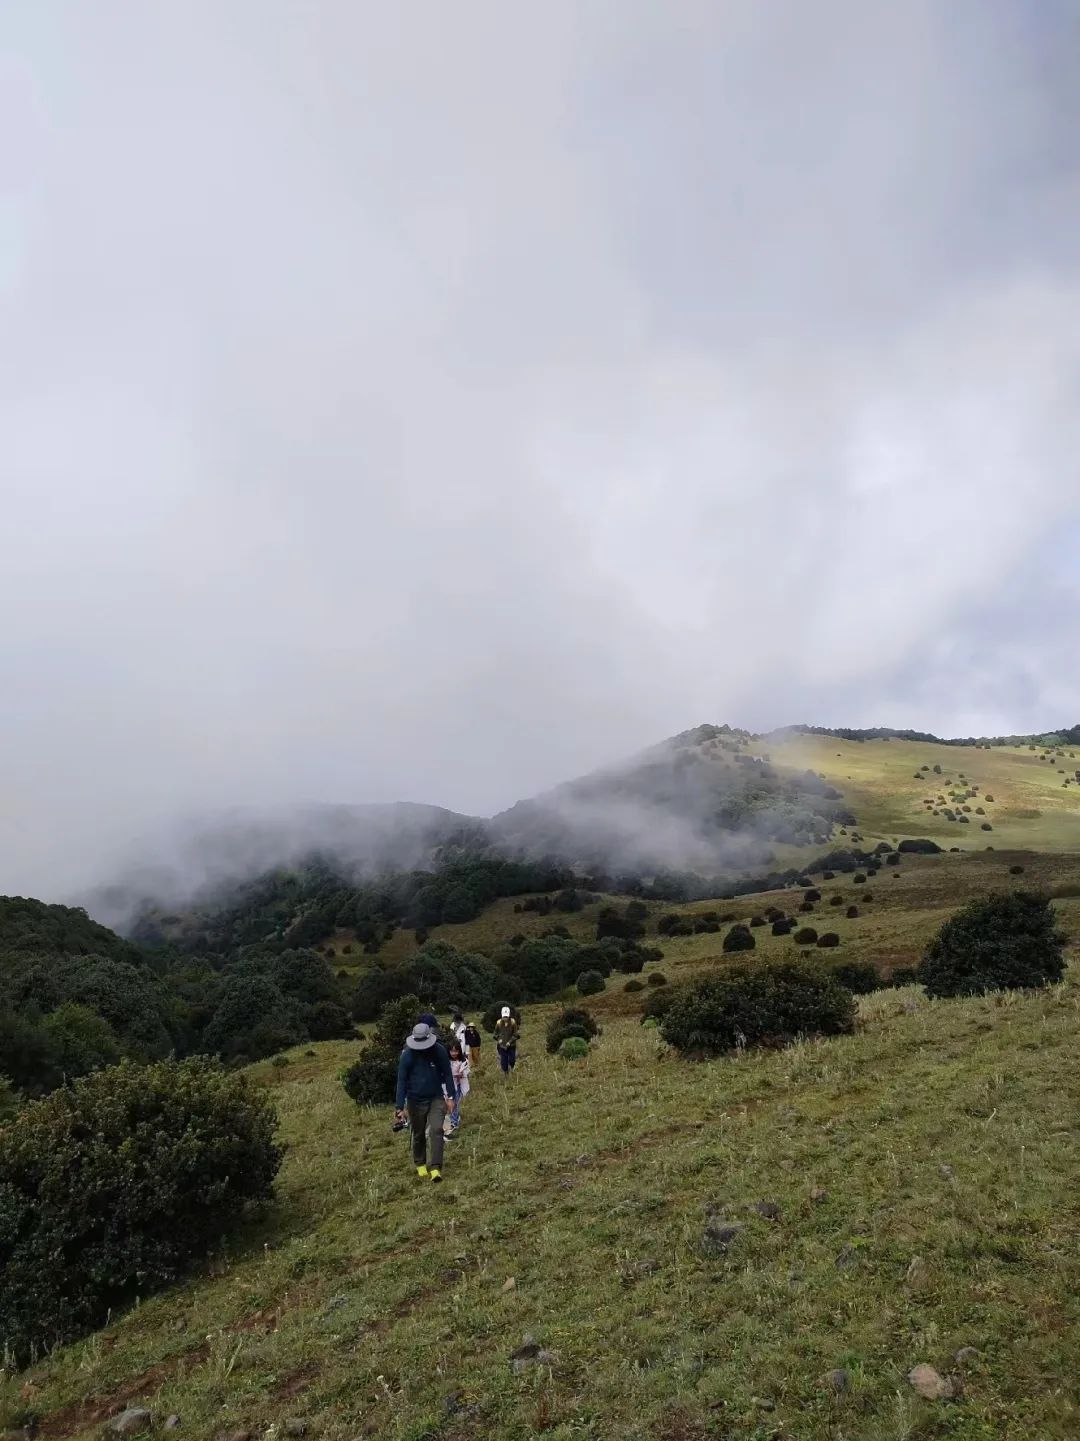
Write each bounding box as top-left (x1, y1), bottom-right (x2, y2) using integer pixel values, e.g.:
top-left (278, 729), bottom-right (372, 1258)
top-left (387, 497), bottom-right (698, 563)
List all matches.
top-left (430, 1169), bottom-right (443, 1183)
top-left (416, 1165), bottom-right (429, 1179)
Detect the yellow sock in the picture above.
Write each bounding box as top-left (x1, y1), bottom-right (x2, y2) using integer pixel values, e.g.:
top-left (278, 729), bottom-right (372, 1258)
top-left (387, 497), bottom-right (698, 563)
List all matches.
top-left (416, 1165), bottom-right (429, 1178)
top-left (430, 1168), bottom-right (442, 1182)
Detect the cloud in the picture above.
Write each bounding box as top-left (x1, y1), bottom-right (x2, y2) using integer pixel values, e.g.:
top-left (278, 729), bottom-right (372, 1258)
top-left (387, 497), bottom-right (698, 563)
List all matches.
top-left (1, 0), bottom-right (1079, 901)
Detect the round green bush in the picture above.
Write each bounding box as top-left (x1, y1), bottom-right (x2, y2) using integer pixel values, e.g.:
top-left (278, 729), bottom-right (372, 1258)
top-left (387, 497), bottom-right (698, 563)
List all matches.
top-left (919, 891), bottom-right (1065, 998)
top-left (816, 933), bottom-right (840, 948)
top-left (623, 978), bottom-right (645, 993)
top-left (558, 1036), bottom-right (589, 1060)
top-left (546, 1006), bottom-right (598, 1053)
top-left (794, 927), bottom-right (818, 945)
top-left (722, 924), bottom-right (756, 953)
top-left (576, 969), bottom-right (606, 996)
top-left (0, 1058), bottom-right (280, 1364)
top-left (641, 1016), bottom-right (659, 1030)
top-left (771, 918), bottom-right (794, 935)
top-left (647, 972), bottom-right (668, 987)
top-left (659, 962), bottom-right (856, 1056)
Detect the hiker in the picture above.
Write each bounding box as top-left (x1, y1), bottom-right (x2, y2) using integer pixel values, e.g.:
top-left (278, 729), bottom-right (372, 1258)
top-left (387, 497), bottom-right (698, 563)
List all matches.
top-left (451, 1012), bottom-right (468, 1051)
top-left (494, 1005), bottom-right (519, 1074)
top-left (395, 1022), bottom-right (454, 1183)
top-left (463, 1018), bottom-right (482, 1070)
top-left (446, 1039), bottom-right (470, 1133)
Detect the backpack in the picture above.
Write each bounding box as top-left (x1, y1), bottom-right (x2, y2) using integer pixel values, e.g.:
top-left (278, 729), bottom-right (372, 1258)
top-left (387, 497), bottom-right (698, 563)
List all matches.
top-left (464, 1025), bottom-right (481, 1048)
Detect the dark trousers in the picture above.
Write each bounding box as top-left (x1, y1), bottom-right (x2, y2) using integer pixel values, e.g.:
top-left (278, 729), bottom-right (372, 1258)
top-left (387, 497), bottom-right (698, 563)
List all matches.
top-left (499, 1045), bottom-right (517, 1074)
top-left (407, 1095), bottom-right (446, 1169)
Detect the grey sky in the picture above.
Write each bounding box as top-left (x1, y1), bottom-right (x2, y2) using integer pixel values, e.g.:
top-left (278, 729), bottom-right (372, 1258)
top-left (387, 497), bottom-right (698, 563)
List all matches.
top-left (2, 1), bottom-right (1079, 901)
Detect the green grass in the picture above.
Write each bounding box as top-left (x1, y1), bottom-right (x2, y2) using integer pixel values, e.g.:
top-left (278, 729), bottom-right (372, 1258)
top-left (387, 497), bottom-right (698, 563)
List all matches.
top-left (5, 971), bottom-right (1080, 1438)
top-left (765, 735), bottom-right (1080, 854)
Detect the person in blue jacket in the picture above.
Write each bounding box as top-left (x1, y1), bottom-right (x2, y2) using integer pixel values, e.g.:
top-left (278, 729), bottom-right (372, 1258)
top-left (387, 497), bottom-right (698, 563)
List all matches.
top-left (395, 1022), bottom-right (454, 1182)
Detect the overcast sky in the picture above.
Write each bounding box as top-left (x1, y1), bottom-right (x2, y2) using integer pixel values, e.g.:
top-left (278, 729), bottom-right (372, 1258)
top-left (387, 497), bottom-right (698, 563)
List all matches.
top-left (3, 1), bottom-right (1080, 900)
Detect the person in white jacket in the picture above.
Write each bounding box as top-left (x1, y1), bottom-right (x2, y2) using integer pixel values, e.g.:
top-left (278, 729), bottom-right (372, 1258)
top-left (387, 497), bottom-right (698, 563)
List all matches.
top-left (445, 1039), bottom-right (471, 1135)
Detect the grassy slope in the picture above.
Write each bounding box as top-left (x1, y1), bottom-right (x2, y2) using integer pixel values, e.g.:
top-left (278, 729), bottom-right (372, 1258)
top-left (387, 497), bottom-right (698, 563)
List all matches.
top-left (5, 941), bottom-right (1080, 1436)
top-left (765, 735), bottom-right (1080, 855)
top-left (6, 737), bottom-right (1080, 1440)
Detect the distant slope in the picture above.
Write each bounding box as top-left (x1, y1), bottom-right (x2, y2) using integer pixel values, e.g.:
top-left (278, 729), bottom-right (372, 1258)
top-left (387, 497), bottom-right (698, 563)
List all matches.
top-left (491, 723), bottom-right (854, 872)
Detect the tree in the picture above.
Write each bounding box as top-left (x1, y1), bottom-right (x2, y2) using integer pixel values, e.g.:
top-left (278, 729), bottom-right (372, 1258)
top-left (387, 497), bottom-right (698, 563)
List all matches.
top-left (576, 969), bottom-right (605, 996)
top-left (919, 891), bottom-right (1066, 998)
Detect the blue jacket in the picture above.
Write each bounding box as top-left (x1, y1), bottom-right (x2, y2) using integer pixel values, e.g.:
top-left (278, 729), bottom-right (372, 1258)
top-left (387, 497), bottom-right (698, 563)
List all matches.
top-left (396, 1042), bottom-right (454, 1110)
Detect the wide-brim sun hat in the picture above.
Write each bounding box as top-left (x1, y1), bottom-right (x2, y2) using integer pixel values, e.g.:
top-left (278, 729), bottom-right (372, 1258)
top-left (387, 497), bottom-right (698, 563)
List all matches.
top-left (406, 1022), bottom-right (437, 1051)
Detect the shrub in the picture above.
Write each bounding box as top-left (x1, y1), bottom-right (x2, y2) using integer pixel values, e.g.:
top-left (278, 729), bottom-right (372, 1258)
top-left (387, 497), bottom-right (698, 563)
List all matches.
top-left (558, 1036), bottom-right (589, 1060)
top-left (846, 905), bottom-right (859, 918)
top-left (576, 969), bottom-right (606, 996)
top-left (1009, 865), bottom-right (1025, 875)
top-left (794, 927), bottom-right (818, 945)
top-left (641, 988), bottom-right (675, 1021)
top-left (623, 978), bottom-right (644, 993)
top-left (888, 965), bottom-right (918, 986)
top-left (647, 972), bottom-right (668, 987)
top-left (659, 962), bottom-right (856, 1056)
top-left (852, 873), bottom-right (866, 885)
top-left (641, 1016), bottom-right (659, 1030)
top-left (749, 915), bottom-right (765, 927)
top-left (831, 960), bottom-right (882, 994)
top-left (0, 1058), bottom-right (280, 1363)
top-left (862, 892), bottom-right (873, 901)
top-left (981, 823), bottom-right (993, 831)
top-left (985, 795), bottom-right (994, 803)
top-left (722, 925), bottom-right (756, 953)
top-left (829, 895), bottom-right (844, 907)
top-left (798, 902), bottom-right (815, 913)
top-left (898, 838), bottom-right (943, 854)
top-left (546, 1007), bottom-right (598, 1054)
top-left (771, 919), bottom-right (794, 936)
top-left (919, 891), bottom-right (1066, 998)
top-left (816, 933), bottom-right (840, 948)
top-left (804, 888), bottom-right (822, 903)
top-left (822, 870), bottom-right (836, 880)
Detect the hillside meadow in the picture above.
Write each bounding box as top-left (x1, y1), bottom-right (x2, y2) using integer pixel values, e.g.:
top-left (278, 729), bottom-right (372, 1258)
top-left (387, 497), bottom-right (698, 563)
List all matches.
top-left (3, 933), bottom-right (1078, 1438)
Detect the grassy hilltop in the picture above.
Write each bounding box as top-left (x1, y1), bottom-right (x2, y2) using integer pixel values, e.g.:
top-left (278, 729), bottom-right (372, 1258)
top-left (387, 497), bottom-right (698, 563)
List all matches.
top-left (4, 730), bottom-right (1080, 1440)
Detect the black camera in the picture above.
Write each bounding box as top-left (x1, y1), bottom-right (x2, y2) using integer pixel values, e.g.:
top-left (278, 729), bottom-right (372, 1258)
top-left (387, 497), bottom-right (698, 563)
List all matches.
top-left (391, 1117), bottom-right (408, 1133)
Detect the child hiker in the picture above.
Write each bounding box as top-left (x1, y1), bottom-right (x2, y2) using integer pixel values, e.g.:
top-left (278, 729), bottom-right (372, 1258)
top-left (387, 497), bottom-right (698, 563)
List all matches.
top-left (446, 1039), bottom-right (471, 1134)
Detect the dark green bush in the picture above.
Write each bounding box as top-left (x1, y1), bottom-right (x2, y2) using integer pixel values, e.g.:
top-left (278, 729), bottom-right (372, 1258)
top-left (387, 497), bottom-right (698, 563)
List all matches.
top-left (816, 933), bottom-right (840, 948)
top-left (888, 965), bottom-right (918, 986)
top-left (831, 961), bottom-right (883, 994)
top-left (749, 915), bottom-right (765, 928)
top-left (623, 978), bottom-right (645, 993)
top-left (0, 1058), bottom-right (280, 1363)
top-left (576, 969), bottom-right (606, 996)
top-left (1010, 865), bottom-right (1025, 875)
top-left (647, 972), bottom-right (668, 987)
top-left (659, 962), bottom-right (856, 1055)
top-left (794, 927), bottom-right (818, 945)
top-left (981, 823), bottom-right (993, 831)
top-left (722, 925), bottom-right (755, 953)
top-left (898, 838), bottom-right (943, 854)
top-left (771, 919), bottom-right (794, 936)
top-left (341, 993), bottom-right (421, 1106)
top-left (641, 988), bottom-right (675, 1022)
top-left (546, 1007), bottom-right (598, 1054)
top-left (830, 895), bottom-right (844, 907)
top-left (919, 892), bottom-right (1065, 998)
top-left (846, 905), bottom-right (859, 918)
top-left (804, 889), bottom-right (822, 903)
